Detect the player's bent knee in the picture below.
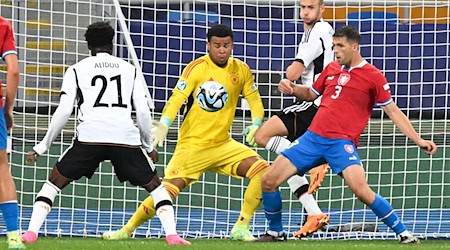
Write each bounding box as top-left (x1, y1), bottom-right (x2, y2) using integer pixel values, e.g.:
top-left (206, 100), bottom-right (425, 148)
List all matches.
top-left (48, 167), bottom-right (72, 189)
top-left (261, 173), bottom-right (279, 192)
top-left (142, 175), bottom-right (161, 193)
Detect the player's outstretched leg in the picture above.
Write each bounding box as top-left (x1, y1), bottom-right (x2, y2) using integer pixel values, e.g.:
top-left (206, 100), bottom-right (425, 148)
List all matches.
top-left (344, 166), bottom-right (419, 244)
top-left (308, 164), bottom-right (330, 194)
top-left (7, 231), bottom-right (26, 249)
top-left (231, 160), bottom-right (269, 241)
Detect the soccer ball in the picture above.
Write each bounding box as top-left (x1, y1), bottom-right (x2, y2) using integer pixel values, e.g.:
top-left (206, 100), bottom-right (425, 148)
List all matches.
top-left (196, 81), bottom-right (228, 112)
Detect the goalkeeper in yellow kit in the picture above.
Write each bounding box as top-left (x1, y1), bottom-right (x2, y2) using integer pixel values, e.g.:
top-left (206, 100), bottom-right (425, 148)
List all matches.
top-left (103, 24), bottom-right (268, 241)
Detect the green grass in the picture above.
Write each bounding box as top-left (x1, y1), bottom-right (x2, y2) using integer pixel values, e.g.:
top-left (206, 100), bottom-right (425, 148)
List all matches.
top-left (4, 237), bottom-right (450, 250)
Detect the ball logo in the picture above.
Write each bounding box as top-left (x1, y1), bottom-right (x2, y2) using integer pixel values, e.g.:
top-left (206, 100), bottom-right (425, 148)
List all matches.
top-left (344, 144), bottom-right (354, 154)
top-left (338, 73), bottom-right (351, 86)
top-left (196, 81), bottom-right (228, 112)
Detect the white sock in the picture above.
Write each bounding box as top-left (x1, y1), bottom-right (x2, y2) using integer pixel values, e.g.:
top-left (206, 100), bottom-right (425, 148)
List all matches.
top-left (151, 185), bottom-right (177, 236)
top-left (265, 136), bottom-right (291, 154)
top-left (156, 205), bottom-right (177, 236)
top-left (28, 181), bottom-right (60, 233)
top-left (399, 230), bottom-right (412, 237)
top-left (287, 175), bottom-right (322, 215)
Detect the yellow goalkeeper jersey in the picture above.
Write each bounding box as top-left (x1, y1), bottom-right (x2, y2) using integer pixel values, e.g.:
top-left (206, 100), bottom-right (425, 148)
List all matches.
top-left (161, 54), bottom-right (264, 146)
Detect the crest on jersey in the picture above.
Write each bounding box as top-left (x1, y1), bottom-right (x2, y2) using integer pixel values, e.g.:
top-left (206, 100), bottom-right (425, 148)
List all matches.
top-left (344, 144), bottom-right (354, 154)
top-left (338, 73), bottom-right (351, 86)
top-left (230, 72), bottom-right (239, 85)
top-left (176, 80), bottom-right (187, 90)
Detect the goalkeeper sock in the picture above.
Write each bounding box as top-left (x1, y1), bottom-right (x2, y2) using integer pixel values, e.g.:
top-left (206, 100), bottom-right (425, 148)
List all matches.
top-left (288, 175), bottom-right (322, 215)
top-left (236, 160), bottom-right (268, 226)
top-left (0, 201), bottom-right (18, 231)
top-left (265, 136), bottom-right (291, 154)
top-left (124, 197), bottom-right (155, 235)
top-left (28, 181), bottom-right (60, 234)
top-left (262, 190), bottom-right (284, 232)
top-left (370, 194), bottom-right (406, 235)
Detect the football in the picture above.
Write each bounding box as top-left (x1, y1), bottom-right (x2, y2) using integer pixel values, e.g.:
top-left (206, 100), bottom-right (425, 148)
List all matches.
top-left (196, 81), bottom-right (228, 112)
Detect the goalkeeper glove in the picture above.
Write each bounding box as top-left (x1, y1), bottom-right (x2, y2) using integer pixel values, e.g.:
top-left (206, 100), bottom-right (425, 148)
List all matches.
top-left (242, 118), bottom-right (263, 147)
top-left (151, 118), bottom-right (171, 148)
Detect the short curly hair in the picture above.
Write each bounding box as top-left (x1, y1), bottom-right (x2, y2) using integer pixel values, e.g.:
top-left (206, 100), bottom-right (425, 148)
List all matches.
top-left (84, 21), bottom-right (114, 48)
top-left (207, 24), bottom-right (233, 42)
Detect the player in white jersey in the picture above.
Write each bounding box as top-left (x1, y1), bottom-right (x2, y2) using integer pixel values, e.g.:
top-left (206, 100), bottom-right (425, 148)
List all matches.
top-left (20, 21), bottom-right (190, 245)
top-left (245, 0), bottom-right (334, 241)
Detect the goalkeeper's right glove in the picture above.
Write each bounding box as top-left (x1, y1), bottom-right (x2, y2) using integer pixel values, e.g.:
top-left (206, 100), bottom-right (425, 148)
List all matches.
top-left (151, 118), bottom-right (171, 148)
top-left (242, 118), bottom-right (263, 147)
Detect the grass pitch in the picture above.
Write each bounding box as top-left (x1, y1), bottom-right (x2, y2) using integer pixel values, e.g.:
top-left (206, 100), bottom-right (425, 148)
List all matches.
top-left (5, 237), bottom-right (450, 250)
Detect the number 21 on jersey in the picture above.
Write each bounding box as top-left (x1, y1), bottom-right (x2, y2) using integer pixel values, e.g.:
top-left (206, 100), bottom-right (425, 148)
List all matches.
top-left (91, 74), bottom-right (127, 108)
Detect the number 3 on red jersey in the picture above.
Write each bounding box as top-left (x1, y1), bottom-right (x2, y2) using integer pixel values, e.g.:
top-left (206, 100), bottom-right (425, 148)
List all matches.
top-left (331, 85), bottom-right (343, 99)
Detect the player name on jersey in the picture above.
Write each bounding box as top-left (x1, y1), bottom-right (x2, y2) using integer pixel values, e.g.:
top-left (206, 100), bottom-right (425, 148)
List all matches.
top-left (94, 62), bottom-right (120, 68)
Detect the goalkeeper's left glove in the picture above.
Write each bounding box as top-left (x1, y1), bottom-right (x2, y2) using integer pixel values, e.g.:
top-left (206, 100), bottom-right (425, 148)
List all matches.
top-left (242, 118), bottom-right (263, 147)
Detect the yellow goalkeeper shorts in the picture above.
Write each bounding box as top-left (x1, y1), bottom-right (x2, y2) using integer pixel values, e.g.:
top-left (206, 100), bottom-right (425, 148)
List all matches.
top-left (164, 138), bottom-right (260, 186)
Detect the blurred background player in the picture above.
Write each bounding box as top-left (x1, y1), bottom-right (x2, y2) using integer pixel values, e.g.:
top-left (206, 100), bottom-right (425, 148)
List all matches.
top-left (20, 21), bottom-right (189, 245)
top-left (0, 16), bottom-right (25, 249)
top-left (103, 24), bottom-right (268, 242)
top-left (243, 0), bottom-right (334, 238)
top-left (259, 25), bottom-right (437, 243)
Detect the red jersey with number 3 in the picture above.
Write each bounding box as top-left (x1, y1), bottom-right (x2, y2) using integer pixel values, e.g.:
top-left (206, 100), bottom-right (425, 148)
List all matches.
top-left (309, 60), bottom-right (392, 146)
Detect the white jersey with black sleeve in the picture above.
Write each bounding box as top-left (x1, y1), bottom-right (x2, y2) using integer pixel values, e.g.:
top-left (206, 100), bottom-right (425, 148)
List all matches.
top-left (283, 19), bottom-right (334, 111)
top-left (295, 19), bottom-right (334, 87)
top-left (33, 52), bottom-right (153, 155)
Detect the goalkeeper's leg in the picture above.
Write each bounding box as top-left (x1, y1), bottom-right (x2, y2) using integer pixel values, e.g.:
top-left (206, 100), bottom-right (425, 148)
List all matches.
top-left (231, 158), bottom-right (269, 241)
top-left (103, 179), bottom-right (185, 240)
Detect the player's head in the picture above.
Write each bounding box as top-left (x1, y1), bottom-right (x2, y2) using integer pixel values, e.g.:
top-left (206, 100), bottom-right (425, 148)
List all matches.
top-left (85, 21), bottom-right (114, 55)
top-left (299, 0), bottom-right (325, 26)
top-left (332, 25), bottom-right (361, 66)
top-left (206, 24), bottom-right (234, 67)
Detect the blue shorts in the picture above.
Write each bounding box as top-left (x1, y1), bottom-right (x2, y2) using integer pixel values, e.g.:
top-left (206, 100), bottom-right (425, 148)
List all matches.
top-left (0, 109), bottom-right (7, 150)
top-left (281, 130), bottom-right (362, 175)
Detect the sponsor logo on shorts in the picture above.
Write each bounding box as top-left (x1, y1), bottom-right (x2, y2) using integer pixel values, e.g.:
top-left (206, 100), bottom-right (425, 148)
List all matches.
top-left (344, 144), bottom-right (354, 154)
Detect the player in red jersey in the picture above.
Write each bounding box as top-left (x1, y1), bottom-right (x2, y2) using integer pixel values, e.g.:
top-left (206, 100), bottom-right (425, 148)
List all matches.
top-left (0, 16), bottom-right (25, 249)
top-left (257, 25), bottom-right (437, 243)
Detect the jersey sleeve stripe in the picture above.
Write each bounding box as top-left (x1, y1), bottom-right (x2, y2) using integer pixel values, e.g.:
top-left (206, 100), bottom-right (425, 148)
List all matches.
top-left (2, 50), bottom-right (17, 59)
top-left (375, 98), bottom-right (393, 107)
top-left (182, 59), bottom-right (205, 78)
top-left (310, 86), bottom-right (321, 96)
